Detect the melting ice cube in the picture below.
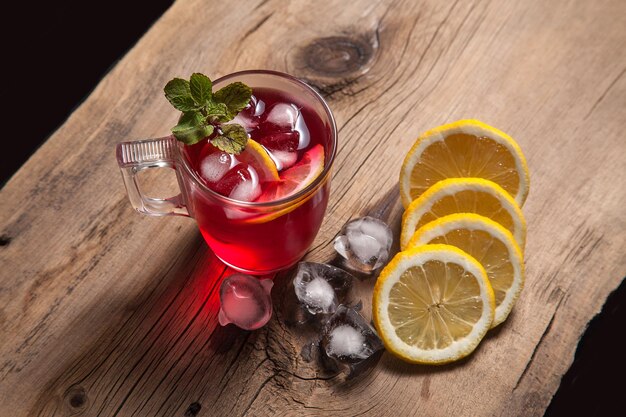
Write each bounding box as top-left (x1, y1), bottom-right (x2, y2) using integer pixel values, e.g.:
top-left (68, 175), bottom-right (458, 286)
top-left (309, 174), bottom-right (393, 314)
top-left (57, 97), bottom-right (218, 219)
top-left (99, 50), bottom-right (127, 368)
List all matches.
top-left (334, 216), bottom-right (393, 273)
top-left (294, 110), bottom-right (310, 150)
top-left (219, 274), bottom-right (273, 330)
top-left (256, 131), bottom-right (299, 171)
top-left (253, 98), bottom-right (266, 117)
top-left (321, 305), bottom-right (383, 363)
top-left (207, 164), bottom-right (263, 219)
top-left (265, 103), bottom-right (299, 128)
top-left (263, 102), bottom-right (309, 150)
top-left (199, 148), bottom-right (237, 183)
top-left (293, 262), bottom-right (355, 315)
top-left (267, 149), bottom-right (298, 171)
top-left (231, 94), bottom-right (264, 132)
top-left (228, 165), bottom-right (261, 202)
top-left (231, 113), bottom-right (258, 133)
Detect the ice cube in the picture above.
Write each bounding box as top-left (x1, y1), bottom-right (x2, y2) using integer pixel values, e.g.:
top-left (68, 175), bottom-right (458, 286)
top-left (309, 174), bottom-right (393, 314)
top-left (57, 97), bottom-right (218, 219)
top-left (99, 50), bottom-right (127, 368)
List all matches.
top-left (212, 164), bottom-right (262, 219)
top-left (300, 276), bottom-right (335, 312)
top-left (244, 94), bottom-right (266, 117)
top-left (334, 217), bottom-right (393, 273)
top-left (219, 274), bottom-right (273, 330)
top-left (209, 164), bottom-right (259, 201)
top-left (327, 326), bottom-right (364, 357)
top-left (199, 148), bottom-right (237, 183)
top-left (293, 262), bottom-right (355, 315)
top-left (268, 150), bottom-right (298, 171)
top-left (229, 165), bottom-right (261, 202)
top-left (255, 131), bottom-right (299, 171)
top-left (230, 95), bottom-right (264, 132)
top-left (321, 305), bottom-right (383, 363)
top-left (265, 103), bottom-right (299, 128)
top-left (253, 98), bottom-right (266, 117)
top-left (231, 113), bottom-right (258, 133)
top-left (295, 111), bottom-right (310, 150)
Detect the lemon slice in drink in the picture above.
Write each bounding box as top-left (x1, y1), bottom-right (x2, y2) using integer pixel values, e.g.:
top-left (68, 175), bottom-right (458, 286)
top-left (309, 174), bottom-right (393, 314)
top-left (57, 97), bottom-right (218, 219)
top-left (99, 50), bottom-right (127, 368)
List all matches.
top-left (407, 213), bottom-right (524, 327)
top-left (257, 144), bottom-right (324, 203)
top-left (238, 139), bottom-right (280, 182)
top-left (401, 178), bottom-right (526, 251)
top-left (399, 120), bottom-right (530, 208)
top-left (243, 144), bottom-right (325, 224)
top-left (373, 244), bottom-right (495, 364)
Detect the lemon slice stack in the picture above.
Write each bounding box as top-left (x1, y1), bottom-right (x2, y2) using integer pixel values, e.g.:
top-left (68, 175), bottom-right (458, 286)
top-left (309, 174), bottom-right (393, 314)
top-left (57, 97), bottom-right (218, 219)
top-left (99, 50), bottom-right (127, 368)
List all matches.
top-left (373, 120), bottom-right (529, 364)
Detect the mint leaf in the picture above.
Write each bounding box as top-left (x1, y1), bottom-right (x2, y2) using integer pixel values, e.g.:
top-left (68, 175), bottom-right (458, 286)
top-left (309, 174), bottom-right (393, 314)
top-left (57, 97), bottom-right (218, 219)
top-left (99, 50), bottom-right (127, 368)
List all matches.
top-left (190, 73), bottom-right (212, 105)
top-left (211, 124), bottom-right (248, 154)
top-left (172, 123), bottom-right (213, 145)
top-left (176, 111), bottom-right (204, 129)
top-left (214, 82), bottom-right (252, 119)
top-left (164, 78), bottom-right (197, 112)
top-left (171, 112), bottom-right (214, 145)
top-left (164, 73), bottom-right (253, 154)
top-left (204, 102), bottom-right (230, 123)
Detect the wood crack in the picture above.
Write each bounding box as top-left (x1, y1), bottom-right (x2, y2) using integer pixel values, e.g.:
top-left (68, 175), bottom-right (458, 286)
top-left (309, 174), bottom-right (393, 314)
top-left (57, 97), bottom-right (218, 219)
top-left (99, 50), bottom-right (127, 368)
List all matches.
top-left (513, 295), bottom-right (565, 392)
top-left (241, 374), bottom-right (277, 416)
top-left (241, 13), bottom-right (274, 43)
top-left (281, 369), bottom-right (338, 382)
top-left (353, 403), bottom-right (378, 416)
top-left (254, 0), bottom-right (270, 11)
top-left (133, 321), bottom-right (215, 417)
top-left (584, 66), bottom-right (626, 120)
top-left (291, 396), bottom-right (323, 410)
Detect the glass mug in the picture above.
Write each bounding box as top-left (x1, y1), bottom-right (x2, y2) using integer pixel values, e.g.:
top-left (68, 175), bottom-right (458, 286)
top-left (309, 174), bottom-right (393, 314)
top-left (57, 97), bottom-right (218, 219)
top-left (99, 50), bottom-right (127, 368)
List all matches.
top-left (116, 70), bottom-right (337, 274)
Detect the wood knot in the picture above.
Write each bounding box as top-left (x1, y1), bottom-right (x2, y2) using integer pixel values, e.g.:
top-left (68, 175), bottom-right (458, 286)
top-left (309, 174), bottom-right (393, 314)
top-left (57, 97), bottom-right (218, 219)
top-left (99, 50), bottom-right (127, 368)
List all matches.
top-left (303, 36), bottom-right (374, 76)
top-left (290, 32), bottom-right (378, 98)
top-left (0, 234), bottom-right (11, 246)
top-left (184, 402), bottom-right (202, 416)
top-left (64, 384), bottom-right (87, 413)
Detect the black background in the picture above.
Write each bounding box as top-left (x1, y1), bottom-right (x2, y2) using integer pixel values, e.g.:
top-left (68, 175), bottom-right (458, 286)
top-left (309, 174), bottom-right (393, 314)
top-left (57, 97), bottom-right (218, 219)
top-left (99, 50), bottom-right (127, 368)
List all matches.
top-left (3, 1), bottom-right (624, 415)
top-left (2, 0), bottom-right (175, 183)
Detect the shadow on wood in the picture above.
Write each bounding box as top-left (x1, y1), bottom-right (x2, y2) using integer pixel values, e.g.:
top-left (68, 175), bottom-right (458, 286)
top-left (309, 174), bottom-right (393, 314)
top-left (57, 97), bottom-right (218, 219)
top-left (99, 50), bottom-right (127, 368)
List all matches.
top-left (28, 236), bottom-right (255, 416)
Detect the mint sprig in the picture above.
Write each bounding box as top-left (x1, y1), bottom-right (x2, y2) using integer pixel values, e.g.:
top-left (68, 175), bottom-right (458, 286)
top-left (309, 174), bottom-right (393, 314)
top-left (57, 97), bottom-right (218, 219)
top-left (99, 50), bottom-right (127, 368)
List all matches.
top-left (164, 78), bottom-right (197, 112)
top-left (214, 82), bottom-right (253, 120)
top-left (164, 73), bottom-right (252, 153)
top-left (212, 124), bottom-right (248, 154)
top-left (171, 112), bottom-right (214, 145)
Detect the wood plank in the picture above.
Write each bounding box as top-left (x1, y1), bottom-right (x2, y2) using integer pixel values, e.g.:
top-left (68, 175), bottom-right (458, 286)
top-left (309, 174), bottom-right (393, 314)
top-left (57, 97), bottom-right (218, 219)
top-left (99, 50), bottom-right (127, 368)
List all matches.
top-left (1, 0), bottom-right (625, 415)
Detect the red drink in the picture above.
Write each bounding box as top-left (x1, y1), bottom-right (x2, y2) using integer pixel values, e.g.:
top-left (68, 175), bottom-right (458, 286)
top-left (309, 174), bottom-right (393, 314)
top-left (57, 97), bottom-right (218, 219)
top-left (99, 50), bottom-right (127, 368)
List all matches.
top-left (179, 76), bottom-right (337, 274)
top-left (117, 71), bottom-right (336, 274)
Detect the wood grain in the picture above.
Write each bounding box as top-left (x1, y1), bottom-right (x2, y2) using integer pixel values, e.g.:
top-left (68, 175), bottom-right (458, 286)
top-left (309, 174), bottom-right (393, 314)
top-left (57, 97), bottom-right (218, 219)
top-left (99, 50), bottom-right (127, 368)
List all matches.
top-left (1, 0), bottom-right (625, 415)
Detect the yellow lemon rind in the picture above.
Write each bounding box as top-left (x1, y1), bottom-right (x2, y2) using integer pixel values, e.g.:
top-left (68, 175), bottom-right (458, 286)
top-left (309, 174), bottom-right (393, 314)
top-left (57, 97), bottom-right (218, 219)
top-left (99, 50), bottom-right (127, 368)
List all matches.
top-left (399, 119), bottom-right (530, 208)
top-left (373, 244), bottom-right (495, 364)
top-left (246, 139), bottom-right (280, 181)
top-left (242, 148), bottom-right (325, 224)
top-left (407, 213), bottom-right (525, 328)
top-left (400, 177), bottom-right (527, 251)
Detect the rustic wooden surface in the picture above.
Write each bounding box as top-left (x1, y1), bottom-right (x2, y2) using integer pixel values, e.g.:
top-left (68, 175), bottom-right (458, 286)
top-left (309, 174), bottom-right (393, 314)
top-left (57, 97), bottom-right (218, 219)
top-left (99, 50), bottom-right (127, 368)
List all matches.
top-left (1, 0), bottom-right (625, 415)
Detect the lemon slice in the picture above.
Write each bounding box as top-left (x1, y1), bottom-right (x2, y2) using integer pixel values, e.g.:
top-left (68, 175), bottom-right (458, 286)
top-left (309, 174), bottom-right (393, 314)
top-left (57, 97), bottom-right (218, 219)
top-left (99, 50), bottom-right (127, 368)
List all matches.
top-left (399, 120), bottom-right (530, 208)
top-left (238, 139), bottom-right (280, 182)
top-left (407, 213), bottom-right (524, 327)
top-left (373, 244), bottom-right (495, 364)
top-left (401, 178), bottom-right (526, 251)
top-left (243, 144), bottom-right (325, 224)
top-left (256, 144), bottom-right (324, 203)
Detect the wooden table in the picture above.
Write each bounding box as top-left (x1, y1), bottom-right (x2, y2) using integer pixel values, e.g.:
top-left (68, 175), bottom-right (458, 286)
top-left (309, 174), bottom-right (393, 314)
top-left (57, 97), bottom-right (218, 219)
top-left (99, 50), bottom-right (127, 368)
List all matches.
top-left (1, 0), bottom-right (625, 415)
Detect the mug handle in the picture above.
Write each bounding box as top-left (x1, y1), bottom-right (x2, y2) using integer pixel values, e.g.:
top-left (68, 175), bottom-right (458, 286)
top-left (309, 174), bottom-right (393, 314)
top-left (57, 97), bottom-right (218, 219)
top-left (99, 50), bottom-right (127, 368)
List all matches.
top-left (116, 136), bottom-right (190, 217)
